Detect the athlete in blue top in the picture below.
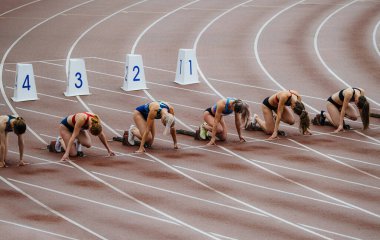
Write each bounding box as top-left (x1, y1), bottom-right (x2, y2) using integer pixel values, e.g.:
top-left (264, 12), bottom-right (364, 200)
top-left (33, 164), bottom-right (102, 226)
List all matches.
top-left (129, 101), bottom-right (177, 153)
top-left (201, 98), bottom-right (251, 145)
top-left (313, 87), bottom-right (369, 132)
top-left (0, 115), bottom-right (27, 167)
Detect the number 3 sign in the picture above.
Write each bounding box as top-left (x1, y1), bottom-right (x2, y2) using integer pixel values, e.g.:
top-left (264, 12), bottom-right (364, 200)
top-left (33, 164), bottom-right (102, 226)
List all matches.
top-left (64, 59), bottom-right (90, 97)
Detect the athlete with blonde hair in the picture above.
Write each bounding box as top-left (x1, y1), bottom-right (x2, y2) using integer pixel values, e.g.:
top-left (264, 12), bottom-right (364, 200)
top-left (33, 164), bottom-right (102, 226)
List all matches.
top-left (128, 101), bottom-right (178, 153)
top-left (59, 112), bottom-right (114, 161)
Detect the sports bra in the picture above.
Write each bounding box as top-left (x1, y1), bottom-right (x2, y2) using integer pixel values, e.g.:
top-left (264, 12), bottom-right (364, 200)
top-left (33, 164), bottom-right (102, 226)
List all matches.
top-left (142, 101), bottom-right (170, 119)
top-left (5, 115), bottom-right (16, 132)
top-left (212, 98), bottom-right (235, 116)
top-left (275, 90), bottom-right (294, 107)
top-left (338, 88), bottom-right (361, 102)
top-left (72, 112), bottom-right (95, 129)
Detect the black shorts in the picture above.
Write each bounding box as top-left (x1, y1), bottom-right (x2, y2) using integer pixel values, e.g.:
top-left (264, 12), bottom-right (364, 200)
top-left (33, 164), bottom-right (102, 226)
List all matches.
top-left (263, 97), bottom-right (277, 111)
top-left (327, 97), bottom-right (342, 110)
top-left (204, 107), bottom-right (215, 117)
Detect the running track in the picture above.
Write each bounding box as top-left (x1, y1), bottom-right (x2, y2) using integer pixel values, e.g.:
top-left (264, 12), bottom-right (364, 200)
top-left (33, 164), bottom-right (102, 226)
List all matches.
top-left (0, 0), bottom-right (379, 239)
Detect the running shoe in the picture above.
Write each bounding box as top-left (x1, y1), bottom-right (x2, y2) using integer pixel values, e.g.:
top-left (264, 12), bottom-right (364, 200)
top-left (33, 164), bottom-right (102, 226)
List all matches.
top-left (128, 125), bottom-right (136, 145)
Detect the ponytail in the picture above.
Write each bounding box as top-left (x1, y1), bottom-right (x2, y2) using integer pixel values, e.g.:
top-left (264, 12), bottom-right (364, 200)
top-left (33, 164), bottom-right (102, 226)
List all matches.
top-left (293, 101), bottom-right (310, 134)
top-left (90, 115), bottom-right (102, 136)
top-left (13, 117), bottom-right (26, 135)
top-left (358, 96), bottom-right (370, 130)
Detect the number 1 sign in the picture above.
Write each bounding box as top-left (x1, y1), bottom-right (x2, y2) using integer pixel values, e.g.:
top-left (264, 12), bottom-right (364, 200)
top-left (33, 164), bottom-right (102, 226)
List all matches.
top-left (174, 49), bottom-right (199, 85)
top-left (12, 63), bottom-right (39, 102)
top-left (64, 59), bottom-right (90, 97)
top-left (122, 54), bottom-right (148, 91)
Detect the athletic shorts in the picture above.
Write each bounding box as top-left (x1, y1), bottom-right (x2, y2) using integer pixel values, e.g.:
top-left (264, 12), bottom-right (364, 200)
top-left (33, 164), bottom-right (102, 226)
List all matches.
top-left (262, 97), bottom-right (277, 111)
top-left (204, 107), bottom-right (215, 117)
top-left (60, 117), bottom-right (74, 133)
top-left (327, 97), bottom-right (342, 110)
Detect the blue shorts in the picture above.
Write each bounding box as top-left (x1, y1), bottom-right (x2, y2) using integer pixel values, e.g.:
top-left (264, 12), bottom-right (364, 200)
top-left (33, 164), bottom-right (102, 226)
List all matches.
top-left (61, 117), bottom-right (74, 133)
top-left (136, 105), bottom-right (149, 121)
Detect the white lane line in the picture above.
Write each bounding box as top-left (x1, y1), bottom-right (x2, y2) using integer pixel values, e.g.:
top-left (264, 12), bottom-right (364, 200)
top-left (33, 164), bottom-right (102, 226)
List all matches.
top-left (16, 107), bottom-right (63, 119)
top-left (253, 0), bottom-right (321, 112)
top-left (219, 145), bottom-right (380, 219)
top-left (300, 224), bottom-right (363, 240)
top-left (65, 0), bottom-right (148, 75)
top-left (40, 133), bottom-right (155, 163)
top-left (289, 139), bottom-right (380, 180)
top-left (0, 219), bottom-right (78, 240)
top-left (174, 165), bottom-right (350, 209)
top-left (8, 150), bottom-right (72, 168)
top-left (194, 0), bottom-right (256, 99)
top-left (288, 140), bottom-right (380, 218)
top-left (208, 77), bottom-right (326, 101)
top-left (311, 130), bottom-right (380, 146)
top-left (92, 171), bottom-right (265, 217)
top-left (247, 158), bottom-right (380, 190)
top-left (0, 177), bottom-right (107, 240)
top-left (353, 130), bottom-right (380, 144)
top-left (0, 0), bottom-right (97, 146)
top-left (68, 161), bottom-right (220, 240)
top-left (8, 178), bottom-right (178, 225)
top-left (145, 153), bottom-right (332, 240)
top-left (5, 85), bottom-right (77, 102)
top-left (0, 0), bottom-right (42, 17)
top-left (210, 232), bottom-right (239, 240)
top-left (328, 154), bottom-right (380, 168)
top-left (314, 0), bottom-right (380, 107)
top-left (373, 20), bottom-right (380, 57)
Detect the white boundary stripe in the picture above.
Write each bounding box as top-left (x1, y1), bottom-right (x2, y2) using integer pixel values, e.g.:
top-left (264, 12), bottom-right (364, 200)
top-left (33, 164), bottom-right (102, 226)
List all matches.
top-left (92, 171), bottom-right (265, 216)
top-left (16, 107), bottom-right (63, 119)
top-left (328, 154), bottom-right (380, 168)
top-left (314, 0), bottom-right (380, 107)
top-left (219, 145), bottom-right (380, 218)
top-left (219, 146), bottom-right (376, 208)
top-left (8, 150), bottom-right (72, 168)
top-left (0, 219), bottom-right (78, 240)
top-left (67, 161), bottom-right (221, 240)
top-left (210, 232), bottom-right (239, 240)
top-left (194, 0), bottom-right (255, 99)
top-left (145, 153), bottom-right (332, 240)
top-left (8, 178), bottom-right (178, 225)
top-left (174, 165), bottom-right (350, 209)
top-left (300, 224), bottom-right (363, 240)
top-left (247, 158), bottom-right (380, 190)
top-left (288, 140), bottom-right (380, 218)
top-left (0, 0), bottom-right (97, 146)
top-left (373, 20), bottom-right (380, 57)
top-left (0, 0), bottom-right (42, 17)
top-left (65, 0), bottom-right (148, 75)
top-left (353, 130), bottom-right (380, 144)
top-left (0, 176), bottom-right (107, 240)
top-left (289, 139), bottom-right (380, 180)
top-left (253, 0), bottom-right (320, 113)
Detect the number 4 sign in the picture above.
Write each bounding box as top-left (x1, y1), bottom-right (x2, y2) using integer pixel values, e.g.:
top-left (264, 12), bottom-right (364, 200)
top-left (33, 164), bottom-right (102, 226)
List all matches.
top-left (64, 59), bottom-right (90, 97)
top-left (122, 54), bottom-right (148, 91)
top-left (12, 63), bottom-right (39, 102)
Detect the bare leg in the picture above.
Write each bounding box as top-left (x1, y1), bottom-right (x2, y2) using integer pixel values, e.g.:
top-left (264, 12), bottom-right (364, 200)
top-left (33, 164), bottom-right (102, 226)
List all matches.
top-left (59, 125), bottom-right (77, 157)
top-left (255, 105), bottom-right (275, 135)
top-left (203, 111), bottom-right (225, 139)
top-left (280, 107), bottom-right (295, 125)
top-left (325, 102), bottom-right (340, 127)
top-left (132, 111), bottom-right (153, 145)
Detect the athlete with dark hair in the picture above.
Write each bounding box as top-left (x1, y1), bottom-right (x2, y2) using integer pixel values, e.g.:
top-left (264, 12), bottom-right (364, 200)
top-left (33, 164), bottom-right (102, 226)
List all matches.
top-left (313, 87), bottom-right (369, 132)
top-left (199, 98), bottom-right (251, 145)
top-left (250, 90), bottom-right (311, 140)
top-left (0, 115), bottom-right (27, 167)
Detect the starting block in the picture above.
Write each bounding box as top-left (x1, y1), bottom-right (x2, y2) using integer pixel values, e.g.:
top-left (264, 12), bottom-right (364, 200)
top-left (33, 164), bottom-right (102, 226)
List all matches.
top-left (122, 54), bottom-right (148, 91)
top-left (12, 63), bottom-right (39, 102)
top-left (64, 58), bottom-right (90, 97)
top-left (174, 49), bottom-right (199, 85)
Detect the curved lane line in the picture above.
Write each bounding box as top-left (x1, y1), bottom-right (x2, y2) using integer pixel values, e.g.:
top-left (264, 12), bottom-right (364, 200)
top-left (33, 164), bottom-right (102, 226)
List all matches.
top-left (131, 0), bottom-right (201, 132)
top-left (314, 0), bottom-right (379, 106)
top-left (0, 176), bottom-right (107, 240)
top-left (0, 0), bottom-right (42, 17)
top-left (0, 0), bottom-right (96, 145)
top-left (373, 20), bottom-right (380, 57)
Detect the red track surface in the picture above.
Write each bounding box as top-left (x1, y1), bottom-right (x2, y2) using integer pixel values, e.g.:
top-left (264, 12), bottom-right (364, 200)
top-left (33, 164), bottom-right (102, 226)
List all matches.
top-left (0, 0), bottom-right (379, 239)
